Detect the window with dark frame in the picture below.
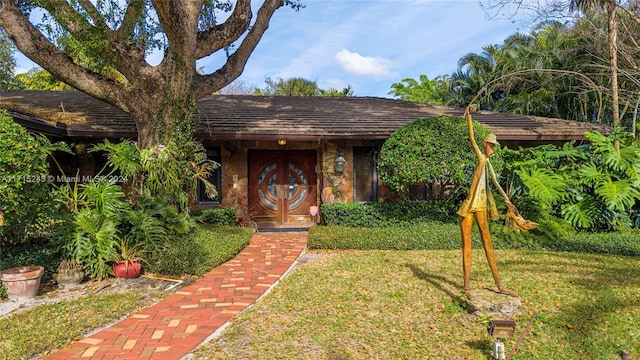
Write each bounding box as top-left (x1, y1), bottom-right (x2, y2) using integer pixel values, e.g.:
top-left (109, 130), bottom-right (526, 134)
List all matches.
top-left (353, 146), bottom-right (378, 203)
top-left (196, 147), bottom-right (222, 205)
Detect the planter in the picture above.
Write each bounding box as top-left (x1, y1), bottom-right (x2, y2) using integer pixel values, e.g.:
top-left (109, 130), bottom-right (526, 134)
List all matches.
top-left (55, 269), bottom-right (85, 286)
top-left (0, 266), bottom-right (44, 299)
top-left (113, 260), bottom-right (142, 279)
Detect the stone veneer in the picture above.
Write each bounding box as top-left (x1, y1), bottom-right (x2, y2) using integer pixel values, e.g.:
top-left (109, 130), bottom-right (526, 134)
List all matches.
top-left (200, 139), bottom-right (385, 218)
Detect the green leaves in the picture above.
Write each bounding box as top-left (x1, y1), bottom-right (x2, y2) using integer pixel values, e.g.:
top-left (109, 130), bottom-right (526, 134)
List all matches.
top-left (378, 115), bottom-right (497, 202)
top-left (0, 110), bottom-right (70, 246)
top-left (507, 129), bottom-right (640, 231)
top-left (595, 178), bottom-right (639, 212)
top-left (58, 138), bottom-right (213, 279)
top-left (516, 166), bottom-right (566, 207)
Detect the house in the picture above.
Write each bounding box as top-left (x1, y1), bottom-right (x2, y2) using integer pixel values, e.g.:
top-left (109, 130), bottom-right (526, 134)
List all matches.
top-left (0, 90), bottom-right (610, 230)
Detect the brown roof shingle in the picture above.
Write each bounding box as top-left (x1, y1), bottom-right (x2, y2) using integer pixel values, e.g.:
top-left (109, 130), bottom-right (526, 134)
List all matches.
top-left (0, 90), bottom-right (610, 142)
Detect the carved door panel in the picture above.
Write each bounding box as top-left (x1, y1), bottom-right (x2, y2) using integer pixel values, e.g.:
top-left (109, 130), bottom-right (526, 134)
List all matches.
top-left (249, 150), bottom-right (316, 224)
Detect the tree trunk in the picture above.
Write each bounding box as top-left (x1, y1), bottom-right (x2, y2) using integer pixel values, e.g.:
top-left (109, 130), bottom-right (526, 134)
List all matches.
top-left (607, 1), bottom-right (620, 128)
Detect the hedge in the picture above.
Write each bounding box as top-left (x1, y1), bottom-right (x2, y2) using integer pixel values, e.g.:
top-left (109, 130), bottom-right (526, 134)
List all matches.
top-left (191, 208), bottom-right (237, 226)
top-left (147, 225), bottom-right (252, 276)
top-left (320, 202), bottom-right (458, 227)
top-left (308, 224), bottom-right (640, 257)
top-left (308, 223), bottom-right (473, 250)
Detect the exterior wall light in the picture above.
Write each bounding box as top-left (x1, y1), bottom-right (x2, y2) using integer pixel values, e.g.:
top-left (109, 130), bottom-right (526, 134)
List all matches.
top-left (334, 152), bottom-right (346, 173)
top-left (278, 139), bottom-right (287, 145)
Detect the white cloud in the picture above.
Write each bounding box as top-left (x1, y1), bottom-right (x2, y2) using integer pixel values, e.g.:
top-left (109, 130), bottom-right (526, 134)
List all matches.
top-left (335, 49), bottom-right (395, 78)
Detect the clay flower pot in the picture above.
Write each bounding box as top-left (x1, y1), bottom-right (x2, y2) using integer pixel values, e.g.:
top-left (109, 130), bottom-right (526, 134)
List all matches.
top-left (113, 260), bottom-right (142, 279)
top-left (0, 265), bottom-right (44, 299)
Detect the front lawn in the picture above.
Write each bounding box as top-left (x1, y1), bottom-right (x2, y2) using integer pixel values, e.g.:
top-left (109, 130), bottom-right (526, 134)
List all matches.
top-left (191, 249), bottom-right (640, 359)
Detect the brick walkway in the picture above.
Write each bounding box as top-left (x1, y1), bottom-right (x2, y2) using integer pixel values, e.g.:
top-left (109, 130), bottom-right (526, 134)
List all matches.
top-left (44, 232), bottom-right (308, 360)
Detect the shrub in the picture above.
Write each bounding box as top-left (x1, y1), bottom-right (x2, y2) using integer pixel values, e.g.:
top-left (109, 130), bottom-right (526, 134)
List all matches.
top-left (320, 202), bottom-right (458, 227)
top-left (192, 208), bottom-right (236, 226)
top-left (0, 110), bottom-right (69, 246)
top-left (308, 223), bottom-right (640, 257)
top-left (377, 115), bottom-right (500, 202)
top-left (308, 223), bottom-right (471, 250)
top-left (548, 232), bottom-right (640, 256)
top-left (147, 225), bottom-right (252, 276)
top-left (502, 128), bottom-right (640, 232)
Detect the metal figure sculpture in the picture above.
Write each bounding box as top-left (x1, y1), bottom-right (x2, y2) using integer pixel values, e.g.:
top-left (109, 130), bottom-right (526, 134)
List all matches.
top-left (457, 107), bottom-right (519, 301)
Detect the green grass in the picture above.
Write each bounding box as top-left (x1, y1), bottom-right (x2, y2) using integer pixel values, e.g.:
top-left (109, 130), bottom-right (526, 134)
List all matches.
top-left (191, 250), bottom-right (640, 359)
top-left (0, 290), bottom-right (159, 359)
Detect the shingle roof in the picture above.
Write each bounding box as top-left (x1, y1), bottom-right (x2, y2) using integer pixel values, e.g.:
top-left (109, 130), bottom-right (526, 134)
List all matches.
top-left (0, 90), bottom-right (610, 142)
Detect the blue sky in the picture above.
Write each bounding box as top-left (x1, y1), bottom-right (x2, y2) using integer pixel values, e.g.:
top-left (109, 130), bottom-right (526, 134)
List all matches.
top-left (216, 0), bottom-right (529, 97)
top-left (15, 1), bottom-right (529, 98)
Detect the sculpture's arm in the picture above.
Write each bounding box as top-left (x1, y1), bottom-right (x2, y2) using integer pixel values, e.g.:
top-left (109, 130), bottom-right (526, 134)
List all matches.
top-left (464, 107), bottom-right (482, 158)
top-left (487, 161), bottom-right (513, 207)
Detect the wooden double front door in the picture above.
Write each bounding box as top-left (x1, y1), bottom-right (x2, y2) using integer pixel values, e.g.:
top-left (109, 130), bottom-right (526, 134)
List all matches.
top-left (249, 150), bottom-right (317, 227)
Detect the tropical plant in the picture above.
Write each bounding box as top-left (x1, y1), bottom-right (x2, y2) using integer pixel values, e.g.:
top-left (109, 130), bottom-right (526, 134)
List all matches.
top-left (57, 138), bottom-right (214, 279)
top-left (66, 205), bottom-right (120, 279)
top-left (255, 77), bottom-right (354, 97)
top-left (91, 139), bottom-right (218, 212)
top-left (503, 128), bottom-right (640, 231)
top-left (0, 110), bottom-right (71, 247)
top-left (377, 115), bottom-right (499, 203)
top-left (113, 238), bottom-right (148, 265)
top-left (388, 74), bottom-right (449, 104)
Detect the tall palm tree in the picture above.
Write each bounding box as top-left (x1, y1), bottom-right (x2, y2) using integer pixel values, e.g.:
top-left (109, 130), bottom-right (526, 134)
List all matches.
top-left (571, 0), bottom-right (620, 127)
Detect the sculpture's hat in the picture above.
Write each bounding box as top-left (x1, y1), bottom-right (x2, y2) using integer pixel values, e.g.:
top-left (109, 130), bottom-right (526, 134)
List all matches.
top-left (484, 133), bottom-right (499, 145)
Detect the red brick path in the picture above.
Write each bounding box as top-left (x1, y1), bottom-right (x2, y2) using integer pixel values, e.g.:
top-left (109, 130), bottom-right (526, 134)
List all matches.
top-left (44, 232), bottom-right (308, 360)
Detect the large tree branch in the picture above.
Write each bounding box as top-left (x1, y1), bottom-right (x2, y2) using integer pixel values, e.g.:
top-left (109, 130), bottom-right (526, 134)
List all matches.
top-left (37, 0), bottom-right (146, 81)
top-left (38, 0), bottom-right (98, 33)
top-left (77, 0), bottom-right (105, 29)
top-left (193, 0), bottom-right (284, 98)
top-left (195, 0), bottom-right (252, 59)
top-left (0, 1), bottom-right (137, 112)
top-left (152, 0), bottom-right (203, 56)
top-left (117, 0), bottom-right (146, 40)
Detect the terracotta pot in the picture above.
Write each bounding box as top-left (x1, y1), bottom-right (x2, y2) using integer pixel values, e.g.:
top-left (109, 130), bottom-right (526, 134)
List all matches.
top-left (0, 265), bottom-right (44, 299)
top-left (113, 260), bottom-right (142, 279)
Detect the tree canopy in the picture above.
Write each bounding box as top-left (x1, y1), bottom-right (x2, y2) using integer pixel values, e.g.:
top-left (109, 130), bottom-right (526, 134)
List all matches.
top-left (389, 3), bottom-right (640, 131)
top-left (254, 77), bottom-right (354, 96)
top-left (0, 0), bottom-right (302, 147)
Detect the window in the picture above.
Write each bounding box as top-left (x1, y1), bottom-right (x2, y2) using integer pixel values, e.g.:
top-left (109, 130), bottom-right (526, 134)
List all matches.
top-left (196, 147), bottom-right (222, 205)
top-left (353, 146), bottom-right (378, 203)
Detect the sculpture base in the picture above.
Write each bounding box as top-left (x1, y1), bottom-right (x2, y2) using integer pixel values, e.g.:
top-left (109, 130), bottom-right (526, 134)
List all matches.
top-left (465, 288), bottom-right (524, 319)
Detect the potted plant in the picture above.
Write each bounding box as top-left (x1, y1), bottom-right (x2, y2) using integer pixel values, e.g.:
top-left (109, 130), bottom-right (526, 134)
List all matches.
top-left (0, 265), bottom-right (45, 299)
top-left (112, 239), bottom-right (147, 279)
top-left (54, 260), bottom-right (85, 286)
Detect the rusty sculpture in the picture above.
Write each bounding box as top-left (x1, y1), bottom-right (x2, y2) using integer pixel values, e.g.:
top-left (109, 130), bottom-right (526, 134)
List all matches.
top-left (457, 107), bottom-right (522, 301)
